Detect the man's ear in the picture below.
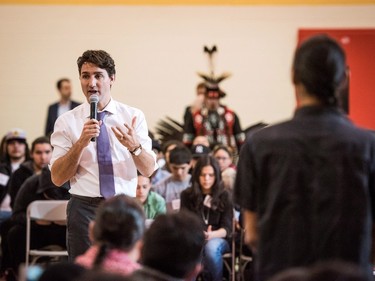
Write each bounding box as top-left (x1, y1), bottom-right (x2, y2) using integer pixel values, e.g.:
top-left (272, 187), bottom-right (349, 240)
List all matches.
top-left (110, 75), bottom-right (116, 85)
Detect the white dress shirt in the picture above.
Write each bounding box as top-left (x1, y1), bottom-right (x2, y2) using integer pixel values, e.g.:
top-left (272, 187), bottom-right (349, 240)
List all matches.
top-left (50, 98), bottom-right (157, 198)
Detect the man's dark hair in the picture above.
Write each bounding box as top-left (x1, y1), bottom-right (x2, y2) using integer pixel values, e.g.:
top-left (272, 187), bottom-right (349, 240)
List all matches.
top-left (292, 34), bottom-right (347, 106)
top-left (169, 146), bottom-right (192, 165)
top-left (141, 211), bottom-right (205, 278)
top-left (56, 78), bottom-right (70, 90)
top-left (77, 50), bottom-right (116, 77)
top-left (31, 136), bottom-right (50, 153)
top-left (93, 195), bottom-right (145, 269)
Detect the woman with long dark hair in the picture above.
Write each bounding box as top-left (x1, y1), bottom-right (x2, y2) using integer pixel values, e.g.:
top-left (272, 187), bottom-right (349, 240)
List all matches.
top-left (180, 155), bottom-right (233, 281)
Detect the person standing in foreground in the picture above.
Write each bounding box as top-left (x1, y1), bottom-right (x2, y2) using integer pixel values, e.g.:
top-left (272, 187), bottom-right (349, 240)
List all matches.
top-left (234, 35), bottom-right (375, 281)
top-left (50, 50), bottom-right (157, 261)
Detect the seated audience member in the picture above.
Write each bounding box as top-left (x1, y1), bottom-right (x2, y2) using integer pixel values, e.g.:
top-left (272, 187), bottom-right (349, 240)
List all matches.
top-left (9, 136), bottom-right (52, 207)
top-left (5, 167), bottom-right (70, 276)
top-left (213, 145), bottom-right (236, 191)
top-left (159, 140), bottom-right (185, 172)
top-left (0, 129), bottom-right (29, 167)
top-left (191, 143), bottom-right (211, 169)
top-left (130, 211), bottom-right (205, 281)
top-left (75, 195), bottom-right (145, 276)
top-left (0, 129), bottom-right (30, 224)
top-left (153, 146), bottom-right (192, 213)
top-left (181, 155), bottom-right (233, 281)
top-left (136, 174), bottom-right (166, 220)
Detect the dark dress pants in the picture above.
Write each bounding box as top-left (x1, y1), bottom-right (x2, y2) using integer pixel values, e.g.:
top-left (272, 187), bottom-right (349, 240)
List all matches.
top-left (67, 196), bottom-right (104, 261)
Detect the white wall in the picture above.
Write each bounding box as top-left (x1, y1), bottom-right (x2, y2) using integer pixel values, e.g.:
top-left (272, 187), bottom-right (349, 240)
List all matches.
top-left (0, 5), bottom-right (374, 143)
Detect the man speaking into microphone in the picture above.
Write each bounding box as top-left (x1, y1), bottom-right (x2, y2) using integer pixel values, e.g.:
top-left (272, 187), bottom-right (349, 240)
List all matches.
top-left (50, 50), bottom-right (157, 261)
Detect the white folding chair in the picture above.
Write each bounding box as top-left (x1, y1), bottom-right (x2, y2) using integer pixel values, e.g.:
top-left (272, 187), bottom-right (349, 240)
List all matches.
top-left (25, 200), bottom-right (69, 268)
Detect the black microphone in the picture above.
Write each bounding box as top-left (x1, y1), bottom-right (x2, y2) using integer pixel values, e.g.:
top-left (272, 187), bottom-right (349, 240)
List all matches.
top-left (89, 94), bottom-right (99, 142)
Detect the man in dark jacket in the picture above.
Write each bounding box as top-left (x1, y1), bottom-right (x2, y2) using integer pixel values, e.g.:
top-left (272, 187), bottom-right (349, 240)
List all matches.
top-left (45, 78), bottom-right (80, 137)
top-left (0, 129), bottom-right (29, 222)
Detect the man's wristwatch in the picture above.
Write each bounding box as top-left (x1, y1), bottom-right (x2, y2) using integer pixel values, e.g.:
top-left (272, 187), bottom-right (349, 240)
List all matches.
top-left (129, 144), bottom-right (142, 156)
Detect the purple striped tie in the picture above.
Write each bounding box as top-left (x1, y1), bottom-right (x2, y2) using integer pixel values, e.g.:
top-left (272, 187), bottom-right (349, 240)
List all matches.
top-left (97, 111), bottom-right (115, 198)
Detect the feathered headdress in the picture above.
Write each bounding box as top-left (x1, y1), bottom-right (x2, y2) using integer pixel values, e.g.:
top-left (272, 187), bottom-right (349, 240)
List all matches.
top-left (197, 45), bottom-right (231, 98)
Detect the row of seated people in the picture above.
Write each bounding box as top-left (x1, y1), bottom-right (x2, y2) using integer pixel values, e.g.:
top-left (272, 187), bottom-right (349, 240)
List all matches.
top-left (2, 154), bottom-right (238, 281)
top-left (0, 130), bottom-right (235, 224)
top-left (137, 139), bottom-right (242, 280)
top-left (0, 130), bottom-right (370, 276)
top-left (0, 133), bottom-right (53, 225)
top-left (6, 189), bottom-right (368, 281)
top-left (145, 137), bottom-right (237, 216)
top-left (0, 130), bottom-right (235, 223)
top-left (0, 132), bottom-right (60, 278)
top-left (0, 129), bottom-right (240, 281)
top-left (10, 195), bottom-right (208, 281)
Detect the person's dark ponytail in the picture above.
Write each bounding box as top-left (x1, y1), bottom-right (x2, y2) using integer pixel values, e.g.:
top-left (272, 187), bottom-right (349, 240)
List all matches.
top-left (93, 243), bottom-right (110, 270)
top-left (293, 35), bottom-right (346, 106)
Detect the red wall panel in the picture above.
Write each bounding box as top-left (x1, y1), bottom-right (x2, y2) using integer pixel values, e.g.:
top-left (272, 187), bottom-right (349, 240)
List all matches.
top-left (298, 29), bottom-right (375, 130)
